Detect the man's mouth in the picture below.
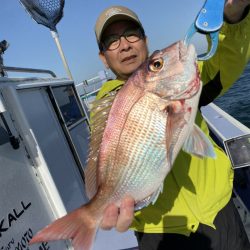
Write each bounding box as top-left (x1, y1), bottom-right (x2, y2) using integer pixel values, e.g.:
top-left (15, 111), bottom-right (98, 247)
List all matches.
top-left (121, 55), bottom-right (137, 63)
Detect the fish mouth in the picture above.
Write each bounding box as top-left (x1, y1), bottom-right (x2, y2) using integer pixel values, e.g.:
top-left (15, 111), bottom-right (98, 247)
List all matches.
top-left (171, 73), bottom-right (201, 100)
top-left (170, 43), bottom-right (201, 100)
top-left (177, 75), bottom-right (201, 99)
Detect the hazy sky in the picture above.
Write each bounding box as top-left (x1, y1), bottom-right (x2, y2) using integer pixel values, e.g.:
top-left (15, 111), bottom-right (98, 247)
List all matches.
top-left (1, 0), bottom-right (206, 84)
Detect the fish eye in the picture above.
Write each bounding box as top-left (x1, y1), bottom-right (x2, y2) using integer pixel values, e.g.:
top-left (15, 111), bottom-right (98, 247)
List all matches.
top-left (149, 58), bottom-right (164, 72)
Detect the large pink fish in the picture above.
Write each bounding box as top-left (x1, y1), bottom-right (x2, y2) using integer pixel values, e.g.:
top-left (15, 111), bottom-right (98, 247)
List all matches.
top-left (30, 41), bottom-right (215, 250)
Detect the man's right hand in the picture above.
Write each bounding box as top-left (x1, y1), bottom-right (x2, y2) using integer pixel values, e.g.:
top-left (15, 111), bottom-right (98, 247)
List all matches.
top-left (100, 196), bottom-right (135, 232)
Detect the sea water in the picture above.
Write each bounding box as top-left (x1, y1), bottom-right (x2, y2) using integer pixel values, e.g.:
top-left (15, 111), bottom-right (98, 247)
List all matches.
top-left (214, 62), bottom-right (250, 128)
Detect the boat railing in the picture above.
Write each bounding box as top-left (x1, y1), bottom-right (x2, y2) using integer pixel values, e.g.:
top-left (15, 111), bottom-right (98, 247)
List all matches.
top-left (77, 77), bottom-right (109, 112)
top-left (0, 39), bottom-right (57, 79)
top-left (0, 65), bottom-right (57, 78)
top-left (80, 88), bottom-right (101, 109)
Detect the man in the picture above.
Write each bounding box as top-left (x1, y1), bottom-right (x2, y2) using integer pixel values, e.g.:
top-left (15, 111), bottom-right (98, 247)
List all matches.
top-left (94, 1), bottom-right (250, 250)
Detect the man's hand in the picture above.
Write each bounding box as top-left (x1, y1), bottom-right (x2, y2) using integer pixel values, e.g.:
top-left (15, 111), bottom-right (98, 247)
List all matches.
top-left (100, 196), bottom-right (135, 232)
top-left (224, 0), bottom-right (250, 23)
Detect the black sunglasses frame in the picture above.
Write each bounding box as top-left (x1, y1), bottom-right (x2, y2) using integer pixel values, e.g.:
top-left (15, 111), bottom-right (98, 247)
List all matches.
top-left (99, 27), bottom-right (145, 52)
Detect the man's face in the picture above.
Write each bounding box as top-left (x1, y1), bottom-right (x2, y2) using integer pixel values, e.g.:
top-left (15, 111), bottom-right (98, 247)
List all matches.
top-left (99, 21), bottom-right (149, 81)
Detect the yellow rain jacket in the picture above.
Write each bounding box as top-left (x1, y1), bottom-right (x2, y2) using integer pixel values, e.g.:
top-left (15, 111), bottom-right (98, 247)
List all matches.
top-left (95, 12), bottom-right (250, 235)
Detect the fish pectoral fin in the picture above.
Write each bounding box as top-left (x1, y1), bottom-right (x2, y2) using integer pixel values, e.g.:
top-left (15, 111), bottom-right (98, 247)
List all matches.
top-left (182, 124), bottom-right (216, 159)
top-left (134, 183), bottom-right (164, 211)
top-left (165, 104), bottom-right (187, 165)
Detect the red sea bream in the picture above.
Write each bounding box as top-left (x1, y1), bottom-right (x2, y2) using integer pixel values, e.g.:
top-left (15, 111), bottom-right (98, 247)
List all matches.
top-left (30, 41), bottom-right (215, 250)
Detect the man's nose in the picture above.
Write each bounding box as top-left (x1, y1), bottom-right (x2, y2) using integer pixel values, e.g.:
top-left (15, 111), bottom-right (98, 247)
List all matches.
top-left (119, 36), bottom-right (130, 50)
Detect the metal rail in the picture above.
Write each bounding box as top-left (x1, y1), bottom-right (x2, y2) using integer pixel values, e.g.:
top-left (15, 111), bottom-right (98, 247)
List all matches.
top-left (0, 66), bottom-right (56, 78)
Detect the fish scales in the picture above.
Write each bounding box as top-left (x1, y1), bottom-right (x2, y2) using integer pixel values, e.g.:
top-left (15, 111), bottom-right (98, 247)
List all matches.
top-left (111, 94), bottom-right (168, 202)
top-left (97, 83), bottom-right (144, 190)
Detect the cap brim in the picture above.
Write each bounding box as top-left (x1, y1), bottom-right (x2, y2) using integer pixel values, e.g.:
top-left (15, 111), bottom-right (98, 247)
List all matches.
top-left (98, 14), bottom-right (142, 43)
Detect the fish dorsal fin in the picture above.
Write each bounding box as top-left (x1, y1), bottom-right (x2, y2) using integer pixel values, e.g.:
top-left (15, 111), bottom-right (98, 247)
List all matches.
top-left (84, 91), bottom-right (117, 199)
top-left (182, 124), bottom-right (216, 159)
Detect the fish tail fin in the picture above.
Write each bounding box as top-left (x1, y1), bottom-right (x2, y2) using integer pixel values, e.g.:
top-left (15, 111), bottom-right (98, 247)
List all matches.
top-left (29, 206), bottom-right (98, 250)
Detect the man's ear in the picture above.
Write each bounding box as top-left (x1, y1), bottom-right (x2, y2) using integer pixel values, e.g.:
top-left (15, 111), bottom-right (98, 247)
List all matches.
top-left (99, 52), bottom-right (109, 69)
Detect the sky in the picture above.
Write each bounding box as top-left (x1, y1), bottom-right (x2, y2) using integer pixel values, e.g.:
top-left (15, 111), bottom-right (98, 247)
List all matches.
top-left (1, 0), bottom-right (207, 84)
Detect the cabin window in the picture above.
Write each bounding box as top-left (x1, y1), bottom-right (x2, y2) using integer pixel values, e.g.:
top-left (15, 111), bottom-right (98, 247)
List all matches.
top-left (52, 85), bottom-right (84, 127)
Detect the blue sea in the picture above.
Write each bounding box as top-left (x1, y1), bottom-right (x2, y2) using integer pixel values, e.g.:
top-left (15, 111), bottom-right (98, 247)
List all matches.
top-left (214, 62), bottom-right (250, 128)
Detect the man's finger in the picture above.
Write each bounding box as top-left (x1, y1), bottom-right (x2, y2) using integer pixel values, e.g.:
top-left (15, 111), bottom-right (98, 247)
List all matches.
top-left (116, 196), bottom-right (135, 232)
top-left (100, 203), bottom-right (119, 230)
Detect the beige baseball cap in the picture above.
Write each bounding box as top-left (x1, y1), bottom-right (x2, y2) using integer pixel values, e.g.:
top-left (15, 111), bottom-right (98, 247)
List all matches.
top-left (95, 5), bottom-right (144, 46)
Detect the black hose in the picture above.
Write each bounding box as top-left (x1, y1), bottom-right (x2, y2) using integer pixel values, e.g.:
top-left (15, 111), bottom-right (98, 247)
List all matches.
top-left (0, 113), bottom-right (20, 149)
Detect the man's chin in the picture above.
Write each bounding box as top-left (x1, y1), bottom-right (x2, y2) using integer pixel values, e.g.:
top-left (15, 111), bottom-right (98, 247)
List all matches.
top-left (114, 63), bottom-right (142, 80)
top-left (123, 62), bottom-right (141, 74)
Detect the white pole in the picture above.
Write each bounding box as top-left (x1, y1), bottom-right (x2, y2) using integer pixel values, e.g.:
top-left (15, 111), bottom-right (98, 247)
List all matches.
top-left (50, 30), bottom-right (73, 80)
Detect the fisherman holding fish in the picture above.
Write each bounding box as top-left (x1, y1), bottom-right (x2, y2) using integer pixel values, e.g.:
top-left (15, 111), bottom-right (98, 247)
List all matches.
top-left (30, 1), bottom-right (250, 250)
top-left (94, 1), bottom-right (250, 250)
